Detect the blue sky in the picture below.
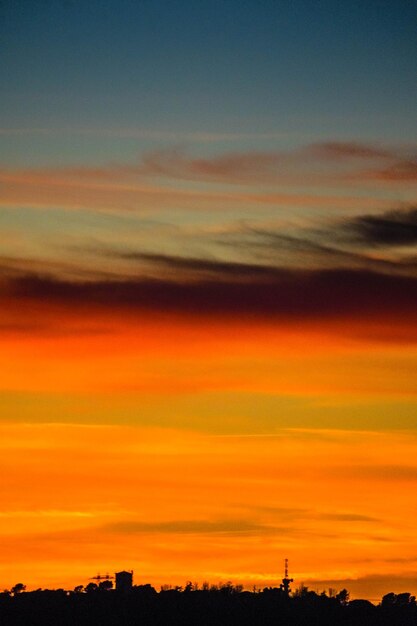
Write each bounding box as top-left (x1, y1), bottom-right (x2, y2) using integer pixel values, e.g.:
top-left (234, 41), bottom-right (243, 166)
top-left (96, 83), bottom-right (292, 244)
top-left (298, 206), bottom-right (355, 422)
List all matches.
top-left (1, 0), bottom-right (416, 166)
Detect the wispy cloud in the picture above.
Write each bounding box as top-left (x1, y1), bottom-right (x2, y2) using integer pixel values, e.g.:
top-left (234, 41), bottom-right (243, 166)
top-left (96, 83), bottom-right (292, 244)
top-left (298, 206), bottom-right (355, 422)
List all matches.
top-left (138, 141), bottom-right (416, 187)
top-left (1, 140), bottom-right (414, 216)
top-left (307, 142), bottom-right (393, 160)
top-left (0, 166), bottom-right (387, 214)
top-left (104, 518), bottom-right (277, 535)
top-left (357, 160), bottom-right (417, 183)
top-left (317, 513), bottom-right (379, 522)
top-left (86, 202), bottom-right (417, 277)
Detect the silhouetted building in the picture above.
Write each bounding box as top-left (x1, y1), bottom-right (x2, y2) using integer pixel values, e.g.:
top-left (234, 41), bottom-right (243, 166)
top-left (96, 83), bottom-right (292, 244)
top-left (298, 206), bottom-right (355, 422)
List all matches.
top-left (115, 570), bottom-right (133, 592)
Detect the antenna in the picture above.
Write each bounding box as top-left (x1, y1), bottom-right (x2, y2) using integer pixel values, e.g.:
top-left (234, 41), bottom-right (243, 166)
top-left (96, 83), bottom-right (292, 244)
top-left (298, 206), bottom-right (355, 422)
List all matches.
top-left (280, 559), bottom-right (293, 596)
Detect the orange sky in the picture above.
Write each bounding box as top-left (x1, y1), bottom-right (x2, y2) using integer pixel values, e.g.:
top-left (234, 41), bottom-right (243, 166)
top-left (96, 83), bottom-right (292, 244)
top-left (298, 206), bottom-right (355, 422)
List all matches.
top-left (0, 422), bottom-right (416, 600)
top-left (0, 301), bottom-right (416, 598)
top-left (1, 3), bottom-right (416, 598)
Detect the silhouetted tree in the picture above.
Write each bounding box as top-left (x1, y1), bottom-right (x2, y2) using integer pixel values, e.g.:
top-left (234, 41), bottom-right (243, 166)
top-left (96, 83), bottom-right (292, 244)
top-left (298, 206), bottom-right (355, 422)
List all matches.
top-left (381, 592), bottom-right (396, 606)
top-left (396, 592), bottom-right (416, 606)
top-left (293, 583), bottom-right (309, 597)
top-left (98, 580), bottom-right (113, 591)
top-left (336, 588), bottom-right (350, 606)
top-left (11, 583), bottom-right (26, 595)
top-left (134, 584), bottom-right (157, 596)
top-left (84, 582), bottom-right (98, 593)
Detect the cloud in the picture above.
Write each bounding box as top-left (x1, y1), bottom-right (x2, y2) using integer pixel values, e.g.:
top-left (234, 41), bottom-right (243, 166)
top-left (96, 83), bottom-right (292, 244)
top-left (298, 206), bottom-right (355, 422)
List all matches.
top-left (139, 141), bottom-right (416, 187)
top-left (0, 201), bottom-right (416, 340)
top-left (229, 207), bottom-right (417, 275)
top-left (103, 519), bottom-right (276, 535)
top-left (237, 505), bottom-right (379, 524)
top-left (307, 142), bottom-right (392, 160)
top-left (345, 207), bottom-right (417, 246)
top-left (2, 266), bottom-right (415, 319)
top-left (337, 464), bottom-right (417, 482)
top-left (317, 513), bottom-right (378, 522)
top-left (141, 148), bottom-right (286, 184)
top-left (1, 165), bottom-right (384, 214)
top-left (0, 166), bottom-right (247, 213)
top-left (236, 226), bottom-right (405, 274)
top-left (360, 159), bottom-right (417, 183)
top-left (1, 141), bottom-right (414, 218)
top-left (107, 250), bottom-right (287, 280)
top-left (102, 515), bottom-right (356, 538)
top-left (95, 209), bottom-right (417, 277)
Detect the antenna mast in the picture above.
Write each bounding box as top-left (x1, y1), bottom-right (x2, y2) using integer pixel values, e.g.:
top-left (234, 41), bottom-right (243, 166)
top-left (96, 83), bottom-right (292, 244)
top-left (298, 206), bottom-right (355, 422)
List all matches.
top-left (280, 558), bottom-right (293, 596)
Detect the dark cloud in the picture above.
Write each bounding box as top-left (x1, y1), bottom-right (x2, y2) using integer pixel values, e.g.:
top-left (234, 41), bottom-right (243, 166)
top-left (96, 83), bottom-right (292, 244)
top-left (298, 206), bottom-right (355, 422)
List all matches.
top-left (1, 204), bottom-right (416, 334)
top-left (346, 207), bottom-right (417, 246)
top-left (239, 226), bottom-right (383, 272)
top-left (3, 266), bottom-right (416, 323)
top-left (108, 223), bottom-right (417, 278)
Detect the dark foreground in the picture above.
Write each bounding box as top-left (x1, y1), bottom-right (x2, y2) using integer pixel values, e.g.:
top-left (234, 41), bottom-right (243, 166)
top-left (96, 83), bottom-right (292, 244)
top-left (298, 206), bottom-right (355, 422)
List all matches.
top-left (1, 587), bottom-right (416, 626)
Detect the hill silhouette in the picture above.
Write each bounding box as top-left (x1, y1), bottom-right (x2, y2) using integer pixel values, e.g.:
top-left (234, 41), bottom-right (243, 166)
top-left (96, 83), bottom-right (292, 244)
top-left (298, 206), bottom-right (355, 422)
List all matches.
top-left (1, 581), bottom-right (416, 626)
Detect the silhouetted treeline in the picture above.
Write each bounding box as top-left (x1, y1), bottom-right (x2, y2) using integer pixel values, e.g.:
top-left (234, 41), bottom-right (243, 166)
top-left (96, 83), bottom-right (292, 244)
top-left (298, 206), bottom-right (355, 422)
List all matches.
top-left (0, 583), bottom-right (416, 626)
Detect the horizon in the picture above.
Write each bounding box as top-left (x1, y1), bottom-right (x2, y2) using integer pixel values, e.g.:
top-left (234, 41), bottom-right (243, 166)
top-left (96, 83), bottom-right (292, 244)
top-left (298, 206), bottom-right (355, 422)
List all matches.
top-left (2, 562), bottom-right (413, 604)
top-left (1, 0), bottom-right (416, 605)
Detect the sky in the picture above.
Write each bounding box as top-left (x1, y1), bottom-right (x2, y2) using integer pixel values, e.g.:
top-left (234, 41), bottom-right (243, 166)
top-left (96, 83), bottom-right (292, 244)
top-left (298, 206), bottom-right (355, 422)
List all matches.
top-left (0, 0), bottom-right (416, 600)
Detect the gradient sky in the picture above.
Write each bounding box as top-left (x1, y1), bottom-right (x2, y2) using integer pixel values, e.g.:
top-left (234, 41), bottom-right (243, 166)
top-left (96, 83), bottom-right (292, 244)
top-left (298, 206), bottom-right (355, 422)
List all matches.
top-left (1, 0), bottom-right (416, 600)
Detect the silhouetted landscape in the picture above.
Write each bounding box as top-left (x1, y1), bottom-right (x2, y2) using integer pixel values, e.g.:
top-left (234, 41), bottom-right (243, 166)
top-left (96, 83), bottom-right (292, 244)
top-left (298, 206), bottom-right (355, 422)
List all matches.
top-left (1, 579), bottom-right (416, 626)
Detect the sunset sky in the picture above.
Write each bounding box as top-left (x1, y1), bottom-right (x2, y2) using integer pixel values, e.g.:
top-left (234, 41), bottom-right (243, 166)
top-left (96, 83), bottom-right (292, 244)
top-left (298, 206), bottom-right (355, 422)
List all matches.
top-left (1, 0), bottom-right (416, 600)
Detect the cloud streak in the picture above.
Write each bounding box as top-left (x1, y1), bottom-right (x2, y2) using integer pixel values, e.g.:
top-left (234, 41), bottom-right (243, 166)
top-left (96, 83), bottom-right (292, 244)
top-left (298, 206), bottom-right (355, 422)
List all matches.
top-left (104, 518), bottom-right (277, 535)
top-left (0, 166), bottom-right (389, 214)
top-left (138, 141), bottom-right (417, 187)
top-left (1, 141), bottom-right (414, 217)
top-left (1, 201), bottom-right (416, 333)
top-left (1, 265), bottom-right (416, 328)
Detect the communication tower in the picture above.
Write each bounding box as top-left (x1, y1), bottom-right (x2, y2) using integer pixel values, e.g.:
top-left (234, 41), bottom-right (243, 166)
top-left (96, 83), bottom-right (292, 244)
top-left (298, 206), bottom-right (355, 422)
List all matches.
top-left (280, 559), bottom-right (293, 596)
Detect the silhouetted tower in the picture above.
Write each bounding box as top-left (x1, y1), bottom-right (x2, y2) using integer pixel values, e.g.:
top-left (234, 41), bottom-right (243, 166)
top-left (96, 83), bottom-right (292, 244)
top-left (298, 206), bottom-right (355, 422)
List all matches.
top-left (280, 559), bottom-right (293, 596)
top-left (115, 570), bottom-right (133, 592)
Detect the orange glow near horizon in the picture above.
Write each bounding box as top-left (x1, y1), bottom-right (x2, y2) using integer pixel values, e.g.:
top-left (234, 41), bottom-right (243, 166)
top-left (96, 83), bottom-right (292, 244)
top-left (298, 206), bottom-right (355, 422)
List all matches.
top-left (0, 302), bottom-right (416, 599)
top-left (0, 423), bottom-right (416, 600)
